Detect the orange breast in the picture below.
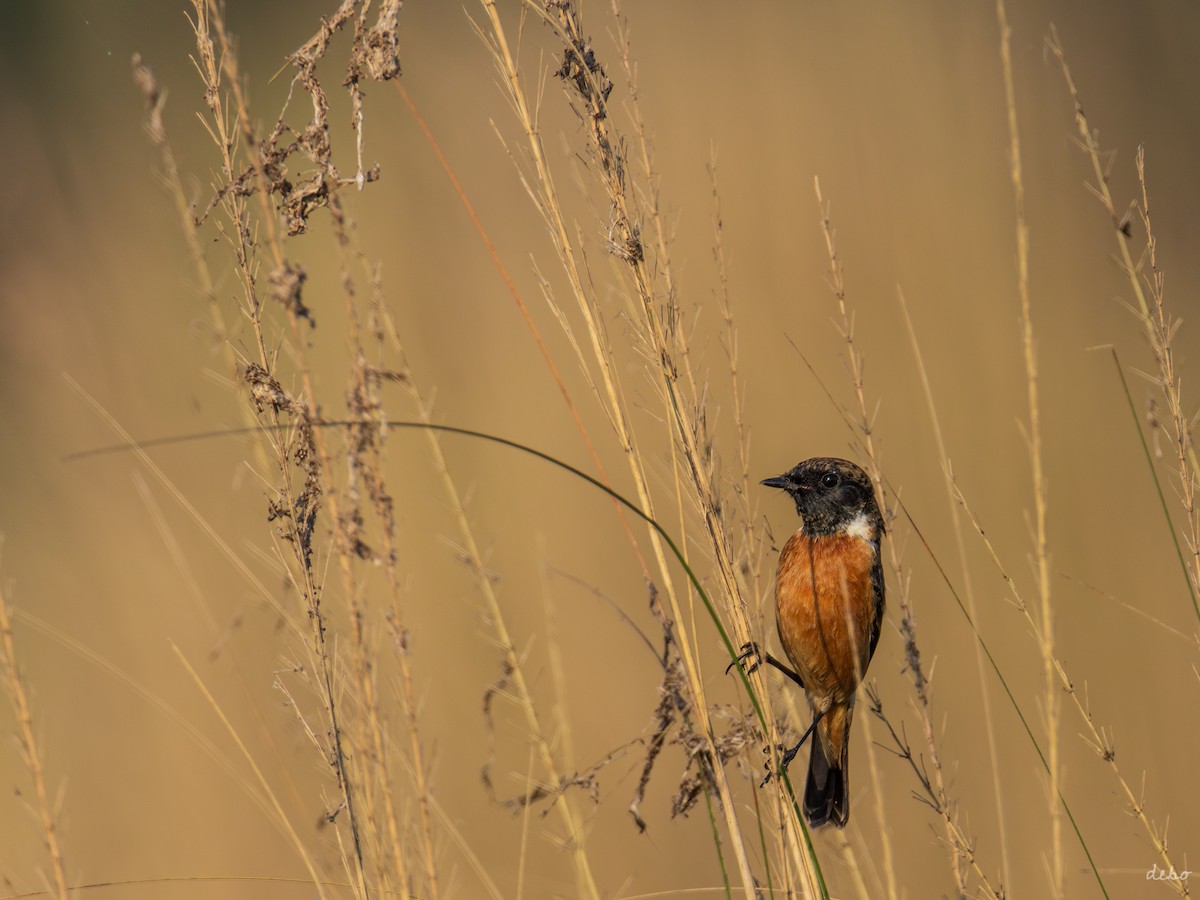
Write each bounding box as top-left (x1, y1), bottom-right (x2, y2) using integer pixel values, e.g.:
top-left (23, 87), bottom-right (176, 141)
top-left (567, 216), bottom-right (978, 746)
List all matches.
top-left (775, 530), bottom-right (876, 706)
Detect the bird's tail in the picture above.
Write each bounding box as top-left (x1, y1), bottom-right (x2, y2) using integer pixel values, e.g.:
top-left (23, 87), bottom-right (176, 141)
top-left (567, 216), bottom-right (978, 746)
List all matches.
top-left (803, 703), bottom-right (851, 828)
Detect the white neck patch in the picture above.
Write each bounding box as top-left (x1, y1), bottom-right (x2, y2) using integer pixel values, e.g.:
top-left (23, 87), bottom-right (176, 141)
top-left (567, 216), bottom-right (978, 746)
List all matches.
top-left (844, 510), bottom-right (877, 542)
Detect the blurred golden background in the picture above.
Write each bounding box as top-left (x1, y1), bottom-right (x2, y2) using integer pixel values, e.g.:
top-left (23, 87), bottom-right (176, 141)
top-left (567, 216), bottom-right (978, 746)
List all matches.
top-left (1, 1), bottom-right (1199, 898)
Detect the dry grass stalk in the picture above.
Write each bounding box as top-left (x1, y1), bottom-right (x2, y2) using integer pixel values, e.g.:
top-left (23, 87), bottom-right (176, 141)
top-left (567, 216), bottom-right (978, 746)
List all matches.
top-left (188, 1), bottom-right (372, 886)
top-left (538, 0), bottom-right (754, 649)
top-left (376, 286), bottom-right (603, 899)
top-left (708, 156), bottom-right (763, 611)
top-left (1044, 26), bottom-right (1191, 895)
top-left (1049, 28), bottom-right (1200, 624)
top-left (66, 381), bottom-right (380, 890)
top-left (473, 0), bottom-right (680, 614)
top-left (182, 2), bottom-right (446, 896)
top-left (810, 180), bottom-right (900, 900)
top-left (390, 77), bottom-right (654, 587)
top-left (896, 283), bottom-right (1015, 893)
top-left (352, 266), bottom-right (442, 899)
top-left (708, 163), bottom-right (809, 879)
top-left (997, 2), bottom-right (1062, 894)
top-left (596, 20), bottom-right (813, 883)
top-left (814, 179), bottom-right (983, 897)
top-left (388, 66), bottom-right (703, 890)
top-left (128, 51), bottom-right (358, 882)
top-left (189, 0), bottom-right (648, 893)
top-left (174, 644), bottom-right (331, 900)
top-left (864, 687), bottom-right (1001, 898)
top-left (1133, 148), bottom-right (1200, 624)
top-left (130, 51), bottom-right (270, 479)
top-left (952, 478), bottom-right (1189, 896)
top-left (476, 4), bottom-right (811, 894)
top-left (0, 568), bottom-right (70, 900)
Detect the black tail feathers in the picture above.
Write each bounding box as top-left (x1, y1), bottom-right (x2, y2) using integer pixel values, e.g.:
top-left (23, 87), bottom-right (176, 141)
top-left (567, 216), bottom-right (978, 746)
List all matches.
top-left (803, 735), bottom-right (849, 828)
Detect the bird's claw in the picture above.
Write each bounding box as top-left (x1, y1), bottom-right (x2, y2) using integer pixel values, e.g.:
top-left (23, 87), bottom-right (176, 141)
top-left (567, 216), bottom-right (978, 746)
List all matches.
top-left (725, 641), bottom-right (764, 677)
top-left (759, 742), bottom-right (802, 787)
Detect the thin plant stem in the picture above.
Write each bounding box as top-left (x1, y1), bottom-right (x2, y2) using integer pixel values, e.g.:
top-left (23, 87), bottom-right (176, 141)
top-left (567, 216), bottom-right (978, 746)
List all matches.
top-left (814, 177), bottom-right (972, 897)
top-left (0, 569), bottom-right (70, 900)
top-left (1047, 27), bottom-right (1200, 625)
top-left (997, 6), bottom-right (1062, 893)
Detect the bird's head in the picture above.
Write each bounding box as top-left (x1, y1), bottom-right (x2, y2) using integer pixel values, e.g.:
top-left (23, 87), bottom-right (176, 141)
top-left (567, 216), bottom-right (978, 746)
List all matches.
top-left (762, 457), bottom-right (884, 540)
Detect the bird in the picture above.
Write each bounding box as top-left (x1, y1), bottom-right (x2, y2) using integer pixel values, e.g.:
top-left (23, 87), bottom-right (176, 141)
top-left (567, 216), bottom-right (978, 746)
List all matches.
top-left (736, 457), bottom-right (886, 828)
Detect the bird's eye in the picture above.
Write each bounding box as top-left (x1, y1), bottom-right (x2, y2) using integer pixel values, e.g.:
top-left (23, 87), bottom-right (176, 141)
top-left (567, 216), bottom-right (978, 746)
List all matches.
top-left (821, 472), bottom-right (840, 488)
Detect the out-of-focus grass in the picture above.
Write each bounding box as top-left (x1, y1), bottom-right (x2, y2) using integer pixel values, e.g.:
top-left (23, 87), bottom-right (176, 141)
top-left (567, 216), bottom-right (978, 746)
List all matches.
top-left (1, 2), bottom-right (1199, 898)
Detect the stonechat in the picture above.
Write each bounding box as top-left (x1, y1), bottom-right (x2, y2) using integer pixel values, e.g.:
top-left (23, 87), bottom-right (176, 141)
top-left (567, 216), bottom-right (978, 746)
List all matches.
top-left (739, 457), bottom-right (885, 828)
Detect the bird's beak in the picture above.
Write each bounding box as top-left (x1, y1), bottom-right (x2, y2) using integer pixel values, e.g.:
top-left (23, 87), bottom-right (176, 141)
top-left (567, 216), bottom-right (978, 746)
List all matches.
top-left (761, 474), bottom-right (793, 490)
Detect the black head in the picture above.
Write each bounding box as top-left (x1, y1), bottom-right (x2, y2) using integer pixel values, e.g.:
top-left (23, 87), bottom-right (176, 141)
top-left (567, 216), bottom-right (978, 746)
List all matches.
top-left (761, 457), bottom-right (884, 539)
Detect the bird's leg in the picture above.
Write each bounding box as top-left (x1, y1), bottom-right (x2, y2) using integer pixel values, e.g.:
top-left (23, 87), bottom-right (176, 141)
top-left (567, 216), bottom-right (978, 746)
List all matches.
top-left (761, 709), bottom-right (826, 787)
top-left (726, 641), bottom-right (806, 690)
